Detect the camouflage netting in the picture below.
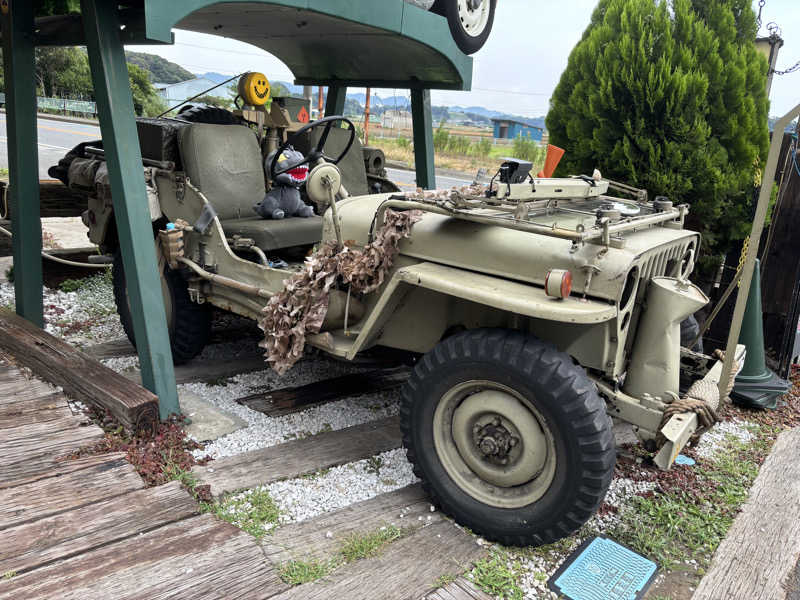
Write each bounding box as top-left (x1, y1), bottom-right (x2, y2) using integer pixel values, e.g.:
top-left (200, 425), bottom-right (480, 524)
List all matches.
top-left (259, 208), bottom-right (423, 374)
top-left (402, 184), bottom-right (487, 209)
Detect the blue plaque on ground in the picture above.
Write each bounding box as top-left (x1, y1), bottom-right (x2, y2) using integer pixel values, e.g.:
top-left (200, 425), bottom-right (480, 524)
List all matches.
top-left (548, 536), bottom-right (657, 600)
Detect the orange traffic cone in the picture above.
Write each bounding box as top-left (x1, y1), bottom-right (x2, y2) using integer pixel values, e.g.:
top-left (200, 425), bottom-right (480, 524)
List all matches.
top-left (537, 145), bottom-right (565, 178)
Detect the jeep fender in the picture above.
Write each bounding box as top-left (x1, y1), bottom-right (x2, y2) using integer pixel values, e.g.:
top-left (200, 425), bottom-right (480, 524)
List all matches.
top-left (343, 261), bottom-right (617, 360)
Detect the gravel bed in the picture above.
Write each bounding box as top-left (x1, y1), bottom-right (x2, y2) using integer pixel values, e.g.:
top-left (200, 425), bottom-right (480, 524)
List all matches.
top-left (693, 418), bottom-right (754, 459)
top-left (264, 448), bottom-right (418, 524)
top-left (0, 274), bottom-right (124, 346)
top-left (181, 355), bottom-right (399, 459)
top-left (100, 356), bottom-right (140, 373)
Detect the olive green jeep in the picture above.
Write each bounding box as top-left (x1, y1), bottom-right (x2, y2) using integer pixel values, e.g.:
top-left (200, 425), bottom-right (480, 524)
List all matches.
top-left (53, 110), bottom-right (740, 547)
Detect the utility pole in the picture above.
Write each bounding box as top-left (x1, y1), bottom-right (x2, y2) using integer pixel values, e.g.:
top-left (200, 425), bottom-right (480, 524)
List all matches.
top-left (364, 88), bottom-right (371, 146)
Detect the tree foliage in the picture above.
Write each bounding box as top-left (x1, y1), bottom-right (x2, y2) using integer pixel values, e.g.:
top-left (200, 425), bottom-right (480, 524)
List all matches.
top-left (546, 0), bottom-right (769, 270)
top-left (3, 47), bottom-right (166, 117)
top-left (127, 63), bottom-right (167, 117)
top-left (125, 51), bottom-right (194, 84)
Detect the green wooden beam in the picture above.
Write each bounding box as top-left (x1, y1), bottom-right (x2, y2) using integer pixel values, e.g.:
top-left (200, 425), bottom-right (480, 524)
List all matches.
top-left (411, 88), bottom-right (436, 190)
top-left (324, 86), bottom-right (347, 116)
top-left (81, 0), bottom-right (180, 419)
top-left (1, 1), bottom-right (43, 327)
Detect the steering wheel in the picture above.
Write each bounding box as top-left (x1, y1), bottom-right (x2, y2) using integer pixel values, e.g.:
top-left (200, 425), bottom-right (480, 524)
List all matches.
top-left (270, 115), bottom-right (356, 180)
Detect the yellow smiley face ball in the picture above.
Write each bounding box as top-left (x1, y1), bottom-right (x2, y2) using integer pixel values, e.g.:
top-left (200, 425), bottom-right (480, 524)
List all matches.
top-left (238, 72), bottom-right (271, 106)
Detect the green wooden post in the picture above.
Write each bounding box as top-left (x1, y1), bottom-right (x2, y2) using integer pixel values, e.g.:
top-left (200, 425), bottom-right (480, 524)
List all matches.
top-left (324, 85), bottom-right (347, 116)
top-left (1, 1), bottom-right (43, 327)
top-left (411, 88), bottom-right (435, 190)
top-left (81, 0), bottom-right (180, 419)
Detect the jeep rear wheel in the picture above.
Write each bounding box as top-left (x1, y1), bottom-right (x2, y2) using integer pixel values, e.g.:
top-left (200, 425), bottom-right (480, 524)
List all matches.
top-left (431, 0), bottom-right (496, 55)
top-left (112, 253), bottom-right (211, 365)
top-left (400, 328), bottom-right (615, 547)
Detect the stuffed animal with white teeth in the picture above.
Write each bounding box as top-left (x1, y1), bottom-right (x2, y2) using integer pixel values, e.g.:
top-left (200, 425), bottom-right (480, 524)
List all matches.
top-left (254, 147), bottom-right (314, 219)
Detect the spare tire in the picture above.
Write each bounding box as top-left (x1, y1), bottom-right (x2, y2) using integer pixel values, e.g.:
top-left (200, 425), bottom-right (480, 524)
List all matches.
top-left (176, 105), bottom-right (242, 125)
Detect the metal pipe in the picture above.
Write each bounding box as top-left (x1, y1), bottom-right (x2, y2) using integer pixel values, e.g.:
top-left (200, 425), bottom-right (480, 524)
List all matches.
top-left (176, 256), bottom-right (271, 298)
top-left (375, 199), bottom-right (684, 243)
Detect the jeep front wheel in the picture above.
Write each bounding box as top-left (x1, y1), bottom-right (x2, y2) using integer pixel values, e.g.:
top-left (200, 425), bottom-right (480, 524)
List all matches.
top-left (400, 328), bottom-right (615, 547)
top-left (112, 253), bottom-right (211, 365)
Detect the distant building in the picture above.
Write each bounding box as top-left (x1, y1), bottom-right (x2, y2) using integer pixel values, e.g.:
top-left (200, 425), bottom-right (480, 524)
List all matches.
top-left (153, 77), bottom-right (227, 109)
top-left (491, 118), bottom-right (544, 141)
top-left (382, 109), bottom-right (413, 130)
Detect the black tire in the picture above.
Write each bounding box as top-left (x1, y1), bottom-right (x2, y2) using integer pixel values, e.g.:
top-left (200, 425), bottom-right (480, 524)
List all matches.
top-left (176, 105), bottom-right (242, 125)
top-left (112, 253), bottom-right (211, 365)
top-left (400, 328), bottom-right (616, 547)
top-left (431, 0), bottom-right (496, 55)
top-left (680, 314), bottom-right (704, 353)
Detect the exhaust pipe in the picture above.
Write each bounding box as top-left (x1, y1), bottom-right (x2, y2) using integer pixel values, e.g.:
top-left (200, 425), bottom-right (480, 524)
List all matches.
top-left (624, 276), bottom-right (708, 400)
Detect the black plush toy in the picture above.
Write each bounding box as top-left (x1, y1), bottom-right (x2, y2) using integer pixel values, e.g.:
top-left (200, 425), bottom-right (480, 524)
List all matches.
top-left (254, 147), bottom-right (314, 220)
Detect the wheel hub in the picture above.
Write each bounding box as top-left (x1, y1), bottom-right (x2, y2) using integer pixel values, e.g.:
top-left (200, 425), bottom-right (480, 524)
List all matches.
top-left (474, 418), bottom-right (517, 464)
top-left (451, 390), bottom-right (548, 488)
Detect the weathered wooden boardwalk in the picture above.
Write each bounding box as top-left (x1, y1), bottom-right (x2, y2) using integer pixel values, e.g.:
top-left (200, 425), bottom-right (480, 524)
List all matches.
top-left (0, 353), bottom-right (284, 599)
top-left (0, 349), bottom-right (490, 599)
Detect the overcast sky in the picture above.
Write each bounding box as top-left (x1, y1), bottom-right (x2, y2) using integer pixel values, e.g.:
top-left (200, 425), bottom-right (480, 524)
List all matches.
top-left (135, 0), bottom-right (799, 118)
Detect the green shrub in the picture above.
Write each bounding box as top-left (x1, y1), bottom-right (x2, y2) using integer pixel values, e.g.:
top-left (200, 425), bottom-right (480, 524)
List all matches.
top-left (511, 135), bottom-right (545, 164)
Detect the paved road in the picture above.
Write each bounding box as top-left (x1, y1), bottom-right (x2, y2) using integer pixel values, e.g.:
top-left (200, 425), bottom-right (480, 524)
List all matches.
top-left (0, 114), bottom-right (474, 189)
top-left (0, 114), bottom-right (101, 179)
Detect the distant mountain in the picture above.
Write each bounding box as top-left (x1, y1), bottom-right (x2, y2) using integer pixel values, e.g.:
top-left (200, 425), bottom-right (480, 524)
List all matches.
top-left (449, 106), bottom-right (504, 119)
top-left (198, 72), bottom-right (232, 84)
top-left (126, 51), bottom-right (194, 84)
top-left (380, 96), bottom-right (411, 109)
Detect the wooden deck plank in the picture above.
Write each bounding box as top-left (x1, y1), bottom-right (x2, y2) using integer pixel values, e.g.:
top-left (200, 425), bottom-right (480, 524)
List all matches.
top-left (0, 513), bottom-right (288, 600)
top-left (238, 368), bottom-right (409, 413)
top-left (694, 427), bottom-right (800, 600)
top-left (0, 451), bottom-right (126, 491)
top-left (0, 425), bottom-right (105, 489)
top-left (263, 484), bottom-right (432, 564)
top-left (269, 519), bottom-right (487, 600)
top-left (0, 378), bottom-right (58, 404)
top-left (0, 456), bottom-right (143, 529)
top-left (1, 414), bottom-right (93, 440)
top-left (0, 393), bottom-right (72, 428)
top-left (0, 480), bottom-right (197, 575)
top-left (0, 308), bottom-right (159, 433)
top-left (193, 416), bottom-right (402, 497)
top-left (424, 578), bottom-right (493, 600)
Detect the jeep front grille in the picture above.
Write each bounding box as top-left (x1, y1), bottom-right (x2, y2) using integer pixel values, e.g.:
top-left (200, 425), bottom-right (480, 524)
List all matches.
top-left (635, 239), bottom-right (696, 302)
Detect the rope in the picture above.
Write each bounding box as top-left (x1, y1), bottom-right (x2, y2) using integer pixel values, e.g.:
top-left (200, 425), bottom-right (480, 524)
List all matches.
top-left (657, 398), bottom-right (719, 444)
top-left (656, 349), bottom-right (742, 446)
top-left (0, 225), bottom-right (109, 269)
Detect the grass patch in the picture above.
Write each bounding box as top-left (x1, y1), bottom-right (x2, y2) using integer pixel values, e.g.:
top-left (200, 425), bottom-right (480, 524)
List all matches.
top-left (2, 571), bottom-right (15, 580)
top-left (59, 278), bottom-right (89, 293)
top-left (435, 573), bottom-right (458, 587)
top-left (339, 525), bottom-right (406, 561)
top-left (210, 487), bottom-right (281, 539)
top-left (610, 431), bottom-right (767, 570)
top-left (278, 559), bottom-right (334, 585)
top-left (470, 550), bottom-right (523, 600)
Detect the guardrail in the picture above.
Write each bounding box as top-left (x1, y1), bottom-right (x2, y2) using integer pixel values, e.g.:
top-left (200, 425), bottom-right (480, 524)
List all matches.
top-left (0, 93), bottom-right (97, 115)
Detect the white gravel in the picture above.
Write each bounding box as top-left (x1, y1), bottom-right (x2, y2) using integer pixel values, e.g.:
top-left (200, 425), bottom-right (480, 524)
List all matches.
top-left (101, 356), bottom-right (140, 372)
top-left (0, 273), bottom-right (124, 346)
top-left (693, 418), bottom-right (754, 459)
top-left (265, 448), bottom-right (418, 523)
top-left (183, 356), bottom-right (399, 459)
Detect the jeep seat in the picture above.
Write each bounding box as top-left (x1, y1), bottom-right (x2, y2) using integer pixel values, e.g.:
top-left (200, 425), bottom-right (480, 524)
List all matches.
top-left (178, 123), bottom-right (322, 251)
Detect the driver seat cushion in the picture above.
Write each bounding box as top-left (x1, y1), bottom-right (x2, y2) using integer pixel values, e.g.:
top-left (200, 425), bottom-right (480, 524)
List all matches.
top-left (178, 123), bottom-right (265, 221)
top-left (220, 216), bottom-right (323, 252)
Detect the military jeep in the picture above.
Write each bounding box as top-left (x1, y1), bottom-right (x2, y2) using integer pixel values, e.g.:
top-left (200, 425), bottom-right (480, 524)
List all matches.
top-left (54, 105), bottom-right (739, 547)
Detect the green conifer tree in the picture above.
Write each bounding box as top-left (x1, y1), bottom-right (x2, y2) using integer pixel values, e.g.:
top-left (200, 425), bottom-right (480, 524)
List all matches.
top-left (546, 0), bottom-right (769, 272)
